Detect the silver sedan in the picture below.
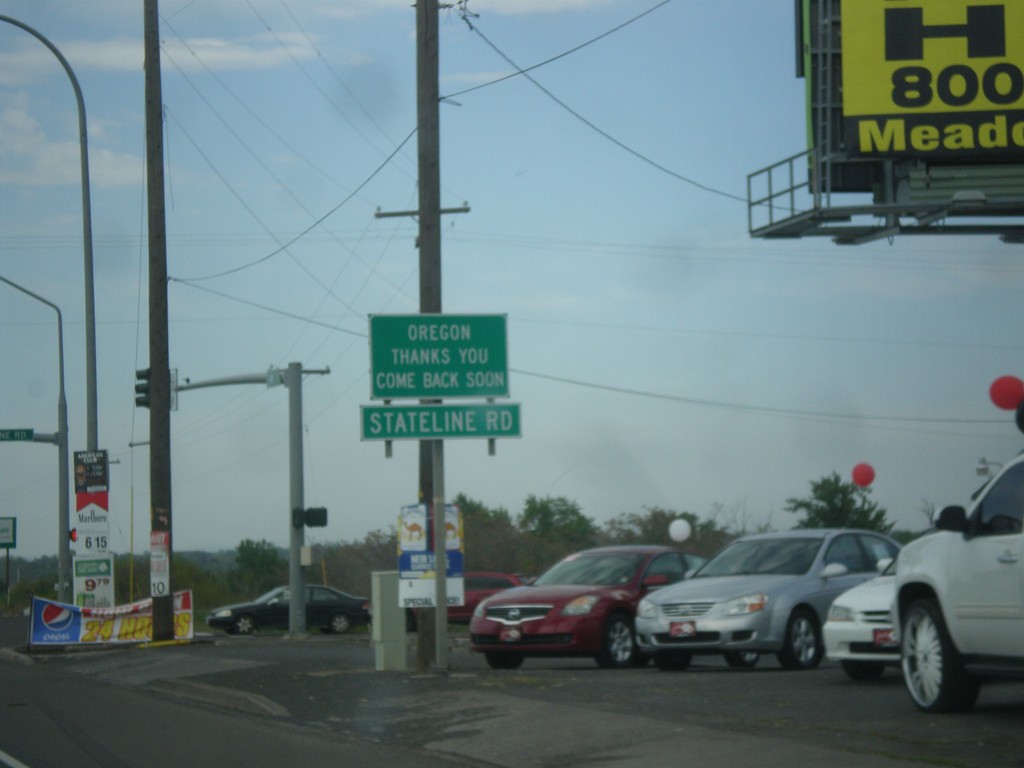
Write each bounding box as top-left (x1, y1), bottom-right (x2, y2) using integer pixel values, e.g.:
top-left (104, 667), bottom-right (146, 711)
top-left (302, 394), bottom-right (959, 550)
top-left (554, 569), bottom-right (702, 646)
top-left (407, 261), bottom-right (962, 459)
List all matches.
top-left (635, 529), bottom-right (900, 671)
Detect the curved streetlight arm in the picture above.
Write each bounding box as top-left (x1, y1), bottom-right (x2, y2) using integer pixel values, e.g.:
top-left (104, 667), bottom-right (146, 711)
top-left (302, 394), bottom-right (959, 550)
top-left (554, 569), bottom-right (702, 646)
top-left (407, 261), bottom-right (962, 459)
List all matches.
top-left (0, 14), bottom-right (97, 451)
top-left (0, 275), bottom-right (72, 602)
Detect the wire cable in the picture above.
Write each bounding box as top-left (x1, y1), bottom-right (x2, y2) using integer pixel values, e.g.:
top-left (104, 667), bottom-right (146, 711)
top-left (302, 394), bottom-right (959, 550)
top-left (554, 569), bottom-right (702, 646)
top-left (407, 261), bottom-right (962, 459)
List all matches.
top-left (172, 126), bottom-right (417, 282)
top-left (456, 3), bottom-right (746, 203)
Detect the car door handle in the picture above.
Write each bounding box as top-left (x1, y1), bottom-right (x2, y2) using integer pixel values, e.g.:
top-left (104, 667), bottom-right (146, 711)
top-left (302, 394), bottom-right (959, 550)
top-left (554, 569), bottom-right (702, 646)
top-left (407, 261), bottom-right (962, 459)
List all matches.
top-left (998, 551), bottom-right (1018, 564)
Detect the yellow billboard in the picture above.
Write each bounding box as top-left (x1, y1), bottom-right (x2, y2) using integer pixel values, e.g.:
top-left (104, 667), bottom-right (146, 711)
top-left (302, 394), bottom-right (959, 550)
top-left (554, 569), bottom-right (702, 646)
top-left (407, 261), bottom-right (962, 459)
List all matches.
top-left (842, 0), bottom-right (1024, 159)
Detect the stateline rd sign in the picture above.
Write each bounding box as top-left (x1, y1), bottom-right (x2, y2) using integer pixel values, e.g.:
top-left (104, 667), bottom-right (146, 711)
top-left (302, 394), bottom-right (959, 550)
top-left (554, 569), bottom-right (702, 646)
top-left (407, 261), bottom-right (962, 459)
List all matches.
top-left (0, 429), bottom-right (33, 441)
top-left (361, 403), bottom-right (521, 441)
top-left (369, 314), bottom-right (508, 399)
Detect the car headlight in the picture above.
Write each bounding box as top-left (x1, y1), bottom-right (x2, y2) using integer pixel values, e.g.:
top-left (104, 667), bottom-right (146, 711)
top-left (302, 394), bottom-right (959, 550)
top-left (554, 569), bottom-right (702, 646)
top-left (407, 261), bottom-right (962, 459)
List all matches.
top-left (211, 608), bottom-right (233, 619)
top-left (721, 593), bottom-right (768, 616)
top-left (637, 597), bottom-right (657, 620)
top-left (561, 595), bottom-right (599, 616)
top-left (473, 601), bottom-right (487, 619)
top-left (827, 604), bottom-right (854, 622)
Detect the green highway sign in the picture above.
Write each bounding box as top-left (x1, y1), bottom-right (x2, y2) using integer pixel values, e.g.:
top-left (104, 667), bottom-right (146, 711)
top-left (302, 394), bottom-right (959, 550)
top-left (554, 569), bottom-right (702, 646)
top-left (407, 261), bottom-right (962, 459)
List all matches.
top-left (0, 517), bottom-right (15, 549)
top-left (361, 403), bottom-right (521, 441)
top-left (369, 314), bottom-right (509, 399)
top-left (0, 429), bottom-right (33, 442)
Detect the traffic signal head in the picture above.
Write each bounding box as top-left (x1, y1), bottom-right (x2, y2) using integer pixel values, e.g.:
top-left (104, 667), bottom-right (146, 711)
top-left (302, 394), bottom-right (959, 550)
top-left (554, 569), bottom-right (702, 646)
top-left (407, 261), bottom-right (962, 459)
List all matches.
top-left (305, 507), bottom-right (327, 527)
top-left (69, 528), bottom-right (78, 543)
top-left (292, 507), bottom-right (328, 527)
top-left (135, 367), bottom-right (151, 409)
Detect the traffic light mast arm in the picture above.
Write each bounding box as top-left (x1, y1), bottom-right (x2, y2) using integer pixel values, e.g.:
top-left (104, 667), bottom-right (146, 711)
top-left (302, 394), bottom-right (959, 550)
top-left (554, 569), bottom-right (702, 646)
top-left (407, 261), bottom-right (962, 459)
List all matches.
top-left (174, 367), bottom-right (330, 394)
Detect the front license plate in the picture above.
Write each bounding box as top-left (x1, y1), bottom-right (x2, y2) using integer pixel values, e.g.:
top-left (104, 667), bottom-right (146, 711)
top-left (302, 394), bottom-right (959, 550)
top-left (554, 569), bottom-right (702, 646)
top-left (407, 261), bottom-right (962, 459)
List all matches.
top-left (669, 621), bottom-right (696, 639)
top-left (500, 627), bottom-right (522, 643)
top-left (873, 628), bottom-right (897, 648)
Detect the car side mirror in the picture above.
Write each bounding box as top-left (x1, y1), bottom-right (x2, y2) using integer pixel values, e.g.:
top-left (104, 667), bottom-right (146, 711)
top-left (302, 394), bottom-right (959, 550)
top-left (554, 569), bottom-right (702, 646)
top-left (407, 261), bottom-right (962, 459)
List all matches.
top-left (821, 562), bottom-right (848, 579)
top-left (875, 557), bottom-right (893, 573)
top-left (935, 505), bottom-right (968, 533)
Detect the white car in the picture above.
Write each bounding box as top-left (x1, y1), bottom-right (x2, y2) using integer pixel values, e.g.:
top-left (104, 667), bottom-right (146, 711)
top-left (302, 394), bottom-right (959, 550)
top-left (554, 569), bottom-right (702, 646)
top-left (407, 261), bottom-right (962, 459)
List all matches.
top-left (895, 450), bottom-right (1024, 713)
top-left (823, 558), bottom-right (898, 680)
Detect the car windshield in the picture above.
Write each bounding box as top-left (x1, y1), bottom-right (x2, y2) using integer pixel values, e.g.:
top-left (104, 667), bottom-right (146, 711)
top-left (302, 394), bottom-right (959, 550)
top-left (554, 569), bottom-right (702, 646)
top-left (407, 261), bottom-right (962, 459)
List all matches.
top-left (533, 552), bottom-right (644, 586)
top-left (696, 538), bottom-right (821, 577)
top-left (254, 587), bottom-right (288, 604)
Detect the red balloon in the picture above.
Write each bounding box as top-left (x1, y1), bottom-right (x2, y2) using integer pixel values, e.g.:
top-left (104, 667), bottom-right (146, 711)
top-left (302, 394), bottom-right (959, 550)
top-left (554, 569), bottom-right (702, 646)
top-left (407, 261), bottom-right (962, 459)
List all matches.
top-left (852, 463), bottom-right (875, 488)
top-left (990, 376), bottom-right (1024, 410)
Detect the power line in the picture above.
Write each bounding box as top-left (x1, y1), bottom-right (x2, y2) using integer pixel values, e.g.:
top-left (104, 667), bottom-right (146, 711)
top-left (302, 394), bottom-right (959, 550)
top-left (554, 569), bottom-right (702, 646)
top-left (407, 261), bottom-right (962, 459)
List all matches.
top-left (443, 0), bottom-right (673, 101)
top-left (455, 2), bottom-right (746, 203)
top-left (512, 368), bottom-right (1009, 427)
top-left (168, 278), bottom-right (368, 338)
top-left (163, 280), bottom-right (1014, 429)
top-left (172, 126), bottom-right (417, 282)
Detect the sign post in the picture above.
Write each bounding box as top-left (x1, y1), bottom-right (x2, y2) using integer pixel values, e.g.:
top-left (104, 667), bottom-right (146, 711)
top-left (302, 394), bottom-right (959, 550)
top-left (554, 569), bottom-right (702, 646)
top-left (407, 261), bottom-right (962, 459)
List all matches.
top-left (0, 517), bottom-right (14, 607)
top-left (366, 312), bottom-right (519, 672)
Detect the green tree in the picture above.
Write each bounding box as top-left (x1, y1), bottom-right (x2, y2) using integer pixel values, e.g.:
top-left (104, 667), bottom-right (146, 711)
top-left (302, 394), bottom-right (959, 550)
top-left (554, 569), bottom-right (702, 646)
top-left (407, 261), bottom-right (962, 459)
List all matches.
top-left (516, 495), bottom-right (599, 574)
top-left (518, 495), bottom-right (598, 547)
top-left (317, 529), bottom-right (397, 596)
top-left (785, 473), bottom-right (893, 533)
top-left (453, 493), bottom-right (523, 573)
top-left (229, 538), bottom-right (286, 596)
top-left (603, 506), bottom-right (745, 557)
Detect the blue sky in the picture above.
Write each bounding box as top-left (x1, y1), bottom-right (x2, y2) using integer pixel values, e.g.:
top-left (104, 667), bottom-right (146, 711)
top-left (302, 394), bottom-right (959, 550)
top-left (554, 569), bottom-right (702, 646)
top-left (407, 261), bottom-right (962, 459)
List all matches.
top-left (2, 0), bottom-right (1022, 561)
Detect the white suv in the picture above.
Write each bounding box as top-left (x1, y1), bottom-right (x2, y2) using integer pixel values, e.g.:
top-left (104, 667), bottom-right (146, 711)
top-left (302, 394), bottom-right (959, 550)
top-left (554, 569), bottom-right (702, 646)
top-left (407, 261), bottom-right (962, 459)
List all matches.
top-left (894, 452), bottom-right (1024, 712)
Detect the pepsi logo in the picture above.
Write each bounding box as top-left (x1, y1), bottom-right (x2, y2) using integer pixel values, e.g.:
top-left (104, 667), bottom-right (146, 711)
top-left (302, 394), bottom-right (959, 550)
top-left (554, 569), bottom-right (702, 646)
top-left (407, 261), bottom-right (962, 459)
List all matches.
top-left (41, 604), bottom-right (75, 632)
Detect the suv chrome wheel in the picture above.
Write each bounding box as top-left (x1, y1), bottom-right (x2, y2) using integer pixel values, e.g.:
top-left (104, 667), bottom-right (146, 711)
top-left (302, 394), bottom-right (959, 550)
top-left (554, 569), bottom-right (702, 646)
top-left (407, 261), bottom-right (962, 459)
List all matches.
top-left (901, 599), bottom-right (979, 713)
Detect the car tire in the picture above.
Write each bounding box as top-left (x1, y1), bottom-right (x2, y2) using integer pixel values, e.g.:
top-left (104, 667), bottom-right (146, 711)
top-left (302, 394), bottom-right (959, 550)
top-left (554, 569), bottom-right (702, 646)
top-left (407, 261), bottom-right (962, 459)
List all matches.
top-left (901, 598), bottom-right (980, 713)
top-left (653, 651), bottom-right (692, 671)
top-left (484, 652), bottom-right (524, 670)
top-left (231, 614), bottom-right (256, 635)
top-left (724, 651), bottom-right (760, 669)
top-left (595, 614), bottom-right (638, 669)
top-left (776, 608), bottom-right (823, 670)
top-left (328, 612), bottom-right (351, 634)
top-left (840, 660), bottom-right (886, 681)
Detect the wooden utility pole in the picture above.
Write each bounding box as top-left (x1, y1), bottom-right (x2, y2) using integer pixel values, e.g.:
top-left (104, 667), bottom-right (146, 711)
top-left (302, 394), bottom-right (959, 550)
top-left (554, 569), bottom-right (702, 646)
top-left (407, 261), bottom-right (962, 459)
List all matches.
top-left (143, 0), bottom-right (174, 641)
top-left (416, 0), bottom-right (449, 673)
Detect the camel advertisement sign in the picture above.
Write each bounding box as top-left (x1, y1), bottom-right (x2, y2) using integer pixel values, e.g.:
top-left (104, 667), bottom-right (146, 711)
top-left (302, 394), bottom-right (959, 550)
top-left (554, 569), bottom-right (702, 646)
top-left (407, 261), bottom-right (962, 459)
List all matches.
top-left (397, 503), bottom-right (464, 608)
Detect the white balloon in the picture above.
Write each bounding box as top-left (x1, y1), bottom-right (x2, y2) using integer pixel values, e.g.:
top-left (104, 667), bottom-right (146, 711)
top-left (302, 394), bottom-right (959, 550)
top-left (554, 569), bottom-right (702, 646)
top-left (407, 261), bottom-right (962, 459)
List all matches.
top-left (669, 519), bottom-right (691, 543)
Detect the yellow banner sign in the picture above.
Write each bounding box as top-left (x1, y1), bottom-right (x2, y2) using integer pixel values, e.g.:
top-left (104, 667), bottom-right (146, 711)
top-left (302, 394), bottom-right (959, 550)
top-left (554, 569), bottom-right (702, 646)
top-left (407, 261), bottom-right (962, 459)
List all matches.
top-left (841, 0), bottom-right (1024, 158)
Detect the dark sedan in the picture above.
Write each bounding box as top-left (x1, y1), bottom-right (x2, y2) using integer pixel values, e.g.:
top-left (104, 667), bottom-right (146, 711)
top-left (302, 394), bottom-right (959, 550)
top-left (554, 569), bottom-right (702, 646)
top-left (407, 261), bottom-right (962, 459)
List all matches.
top-left (469, 545), bottom-right (705, 669)
top-left (206, 585), bottom-right (370, 635)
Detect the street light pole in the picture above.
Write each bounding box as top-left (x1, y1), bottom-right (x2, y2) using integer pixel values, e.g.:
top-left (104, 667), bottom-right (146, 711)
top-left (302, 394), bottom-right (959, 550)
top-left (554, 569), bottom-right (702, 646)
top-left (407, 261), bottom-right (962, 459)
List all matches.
top-left (286, 362), bottom-right (306, 637)
top-left (0, 15), bottom-right (98, 451)
top-left (0, 277), bottom-right (71, 602)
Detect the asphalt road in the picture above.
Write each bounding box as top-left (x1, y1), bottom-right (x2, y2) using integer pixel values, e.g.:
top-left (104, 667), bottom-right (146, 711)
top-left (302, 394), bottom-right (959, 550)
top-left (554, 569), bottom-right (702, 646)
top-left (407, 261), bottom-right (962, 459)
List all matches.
top-left (2, 614), bottom-right (1024, 768)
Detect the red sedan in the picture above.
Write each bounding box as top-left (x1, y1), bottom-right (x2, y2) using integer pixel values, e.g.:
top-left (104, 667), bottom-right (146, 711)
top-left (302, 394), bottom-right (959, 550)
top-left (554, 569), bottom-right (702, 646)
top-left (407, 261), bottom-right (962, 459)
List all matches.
top-left (449, 572), bottom-right (524, 623)
top-left (469, 545), bottom-right (705, 669)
